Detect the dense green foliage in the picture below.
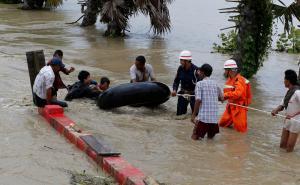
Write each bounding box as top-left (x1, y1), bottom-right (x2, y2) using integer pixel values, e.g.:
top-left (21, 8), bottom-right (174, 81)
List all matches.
top-left (213, 30), bottom-right (237, 54)
top-left (217, 0), bottom-right (274, 78)
top-left (216, 0), bottom-right (300, 78)
top-left (276, 26), bottom-right (300, 53)
top-left (70, 171), bottom-right (115, 185)
top-left (213, 0), bottom-right (300, 78)
top-left (238, 0), bottom-right (273, 78)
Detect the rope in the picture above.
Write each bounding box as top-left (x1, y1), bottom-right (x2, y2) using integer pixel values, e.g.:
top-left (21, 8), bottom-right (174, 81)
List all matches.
top-left (174, 94), bottom-right (300, 122)
top-left (176, 93), bottom-right (195, 98)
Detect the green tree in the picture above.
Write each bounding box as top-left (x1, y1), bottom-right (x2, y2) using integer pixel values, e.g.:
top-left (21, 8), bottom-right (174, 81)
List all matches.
top-left (276, 26), bottom-right (300, 53)
top-left (220, 0), bottom-right (273, 78)
top-left (218, 0), bottom-right (300, 78)
top-left (212, 30), bottom-right (238, 54)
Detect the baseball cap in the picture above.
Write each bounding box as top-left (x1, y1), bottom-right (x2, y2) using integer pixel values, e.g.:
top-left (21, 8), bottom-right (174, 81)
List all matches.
top-left (50, 57), bottom-right (65, 68)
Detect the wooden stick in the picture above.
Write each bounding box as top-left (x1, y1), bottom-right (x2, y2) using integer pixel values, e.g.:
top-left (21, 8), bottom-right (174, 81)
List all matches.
top-left (225, 0), bottom-right (242, 2)
top-left (219, 7), bottom-right (239, 11)
top-left (66, 15), bottom-right (85, 25)
top-left (220, 25), bottom-right (238, 31)
top-left (220, 10), bottom-right (240, 14)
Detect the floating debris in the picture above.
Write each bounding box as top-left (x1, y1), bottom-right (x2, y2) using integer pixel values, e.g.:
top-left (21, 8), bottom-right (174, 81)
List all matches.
top-left (70, 171), bottom-right (115, 185)
top-left (144, 176), bottom-right (168, 185)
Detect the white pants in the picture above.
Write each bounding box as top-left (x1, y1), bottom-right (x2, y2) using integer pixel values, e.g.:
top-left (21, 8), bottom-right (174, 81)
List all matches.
top-left (284, 119), bottom-right (300, 133)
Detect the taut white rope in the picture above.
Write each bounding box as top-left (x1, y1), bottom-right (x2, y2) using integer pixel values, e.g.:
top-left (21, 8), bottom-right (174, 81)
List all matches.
top-left (174, 94), bottom-right (300, 122)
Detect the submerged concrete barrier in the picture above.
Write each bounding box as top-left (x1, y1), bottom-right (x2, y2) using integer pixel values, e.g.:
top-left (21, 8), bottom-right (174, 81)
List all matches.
top-left (39, 105), bottom-right (146, 185)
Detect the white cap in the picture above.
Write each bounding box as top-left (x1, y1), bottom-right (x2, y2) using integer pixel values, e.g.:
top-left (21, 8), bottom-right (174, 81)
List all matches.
top-left (179, 50), bottom-right (192, 60)
top-left (224, 59), bottom-right (238, 69)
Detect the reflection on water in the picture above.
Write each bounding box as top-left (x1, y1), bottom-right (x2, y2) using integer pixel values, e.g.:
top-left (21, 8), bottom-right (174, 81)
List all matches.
top-left (0, 1), bottom-right (300, 185)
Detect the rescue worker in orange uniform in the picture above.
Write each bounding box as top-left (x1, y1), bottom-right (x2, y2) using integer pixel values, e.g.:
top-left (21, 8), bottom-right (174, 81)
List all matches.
top-left (219, 59), bottom-right (251, 133)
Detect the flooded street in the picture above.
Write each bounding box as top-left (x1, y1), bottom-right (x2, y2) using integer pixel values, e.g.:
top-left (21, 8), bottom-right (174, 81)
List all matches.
top-left (0, 0), bottom-right (300, 184)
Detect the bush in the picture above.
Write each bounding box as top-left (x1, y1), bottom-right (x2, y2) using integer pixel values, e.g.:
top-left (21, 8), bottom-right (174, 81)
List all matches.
top-left (212, 30), bottom-right (238, 54)
top-left (276, 26), bottom-right (300, 53)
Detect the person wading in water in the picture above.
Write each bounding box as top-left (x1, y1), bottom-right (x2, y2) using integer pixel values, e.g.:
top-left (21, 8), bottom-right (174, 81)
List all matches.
top-left (219, 59), bottom-right (252, 133)
top-left (129, 55), bottom-right (156, 83)
top-left (46, 50), bottom-right (75, 99)
top-left (272, 69), bottom-right (300, 152)
top-left (171, 50), bottom-right (199, 117)
top-left (33, 58), bottom-right (68, 107)
top-left (191, 64), bottom-right (223, 140)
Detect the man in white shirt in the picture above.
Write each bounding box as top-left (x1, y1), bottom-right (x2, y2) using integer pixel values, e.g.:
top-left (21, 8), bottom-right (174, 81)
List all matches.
top-left (130, 55), bottom-right (156, 83)
top-left (272, 70), bottom-right (300, 152)
top-left (33, 58), bottom-right (67, 107)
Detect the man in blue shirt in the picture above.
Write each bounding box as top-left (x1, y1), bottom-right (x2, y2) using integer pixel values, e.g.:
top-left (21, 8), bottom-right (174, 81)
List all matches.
top-left (171, 50), bottom-right (199, 116)
top-left (191, 64), bottom-right (223, 140)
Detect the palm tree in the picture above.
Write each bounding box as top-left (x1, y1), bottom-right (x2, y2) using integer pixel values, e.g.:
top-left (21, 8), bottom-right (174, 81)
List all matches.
top-left (220, 0), bottom-right (300, 78)
top-left (220, 0), bottom-right (273, 78)
top-left (81, 0), bottom-right (172, 37)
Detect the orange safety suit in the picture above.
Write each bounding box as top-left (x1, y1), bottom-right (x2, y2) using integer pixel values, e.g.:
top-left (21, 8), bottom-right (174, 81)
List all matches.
top-left (219, 74), bottom-right (248, 133)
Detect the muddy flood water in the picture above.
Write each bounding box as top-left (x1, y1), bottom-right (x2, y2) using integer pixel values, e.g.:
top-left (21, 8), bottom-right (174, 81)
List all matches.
top-left (0, 0), bottom-right (300, 185)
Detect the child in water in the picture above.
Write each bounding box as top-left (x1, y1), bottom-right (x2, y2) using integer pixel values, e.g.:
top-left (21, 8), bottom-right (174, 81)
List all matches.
top-left (89, 76), bottom-right (110, 92)
top-left (98, 77), bottom-right (110, 92)
top-left (65, 71), bottom-right (110, 101)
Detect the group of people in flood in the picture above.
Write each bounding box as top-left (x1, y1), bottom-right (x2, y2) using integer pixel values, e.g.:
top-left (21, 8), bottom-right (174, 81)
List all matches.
top-left (33, 50), bottom-right (111, 107)
top-left (32, 50), bottom-right (159, 108)
top-left (32, 50), bottom-right (300, 152)
top-left (170, 51), bottom-right (251, 139)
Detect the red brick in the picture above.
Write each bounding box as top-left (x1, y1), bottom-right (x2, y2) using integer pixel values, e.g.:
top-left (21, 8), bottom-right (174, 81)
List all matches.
top-left (39, 108), bottom-right (52, 122)
top-left (64, 128), bottom-right (77, 144)
top-left (76, 137), bottom-right (88, 151)
top-left (51, 117), bottom-right (75, 134)
top-left (98, 156), bottom-right (104, 166)
top-left (102, 157), bottom-right (128, 175)
top-left (102, 157), bottom-right (145, 185)
top-left (116, 165), bottom-right (145, 185)
top-left (44, 105), bottom-right (64, 115)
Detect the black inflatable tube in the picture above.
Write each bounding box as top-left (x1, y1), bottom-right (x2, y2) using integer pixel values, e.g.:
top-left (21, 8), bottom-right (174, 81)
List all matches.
top-left (97, 82), bottom-right (171, 109)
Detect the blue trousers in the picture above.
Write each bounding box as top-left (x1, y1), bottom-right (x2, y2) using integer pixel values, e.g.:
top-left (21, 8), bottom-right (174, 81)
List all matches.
top-left (176, 96), bottom-right (195, 115)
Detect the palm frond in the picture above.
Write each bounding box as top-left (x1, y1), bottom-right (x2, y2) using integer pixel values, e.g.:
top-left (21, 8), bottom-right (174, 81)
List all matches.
top-left (100, 0), bottom-right (129, 30)
top-left (134, 0), bottom-right (171, 35)
top-left (277, 0), bottom-right (286, 6)
top-left (45, 0), bottom-right (63, 8)
top-left (272, 1), bottom-right (300, 32)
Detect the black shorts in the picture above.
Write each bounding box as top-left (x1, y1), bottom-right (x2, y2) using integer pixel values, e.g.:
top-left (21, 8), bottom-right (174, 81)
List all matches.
top-left (33, 93), bottom-right (68, 108)
top-left (192, 121), bottom-right (219, 139)
top-left (33, 93), bottom-right (47, 107)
